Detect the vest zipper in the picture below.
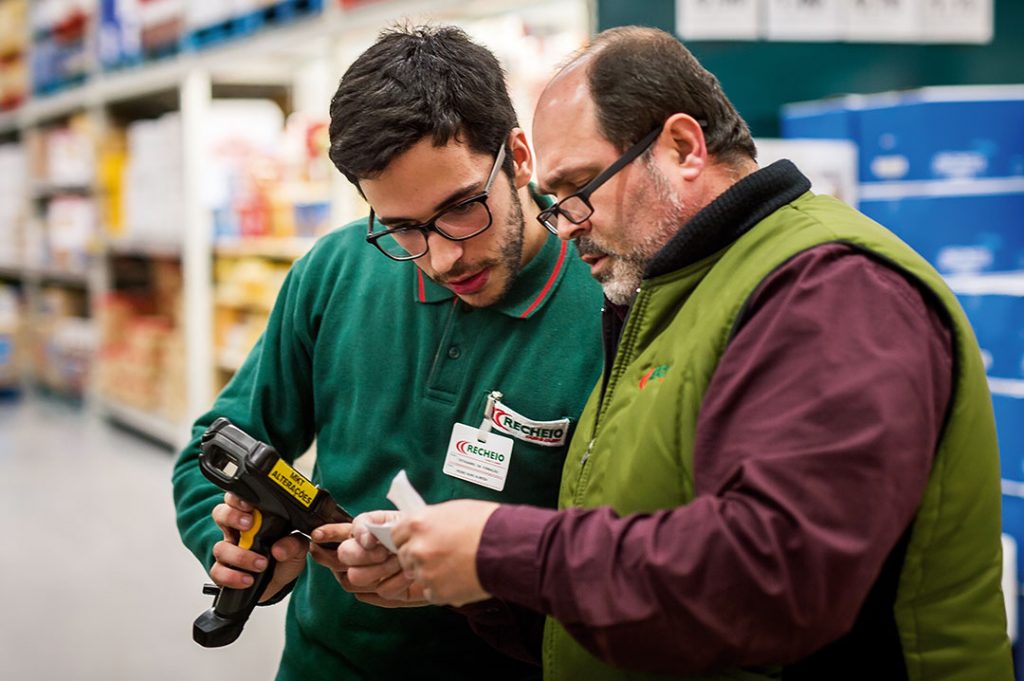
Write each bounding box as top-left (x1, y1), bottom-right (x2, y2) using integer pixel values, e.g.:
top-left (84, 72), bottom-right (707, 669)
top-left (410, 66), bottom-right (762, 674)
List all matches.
top-left (573, 286), bottom-right (649, 504)
top-left (580, 439), bottom-right (594, 466)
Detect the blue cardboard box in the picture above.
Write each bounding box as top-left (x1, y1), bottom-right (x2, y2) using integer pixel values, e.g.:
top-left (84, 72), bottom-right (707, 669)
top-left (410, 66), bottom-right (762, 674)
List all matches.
top-left (858, 90), bottom-right (1024, 185)
top-left (781, 87), bottom-right (1024, 185)
top-left (860, 192), bottom-right (1024, 275)
top-left (954, 278), bottom-right (1024, 381)
top-left (782, 86), bottom-right (1024, 275)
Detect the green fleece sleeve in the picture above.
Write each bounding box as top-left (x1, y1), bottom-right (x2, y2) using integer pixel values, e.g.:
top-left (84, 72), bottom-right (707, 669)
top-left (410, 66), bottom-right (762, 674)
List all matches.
top-left (171, 256), bottom-right (318, 573)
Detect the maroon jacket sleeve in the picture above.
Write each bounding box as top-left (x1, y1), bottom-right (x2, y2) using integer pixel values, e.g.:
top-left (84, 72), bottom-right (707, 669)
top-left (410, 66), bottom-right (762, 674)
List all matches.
top-left (474, 244), bottom-right (953, 675)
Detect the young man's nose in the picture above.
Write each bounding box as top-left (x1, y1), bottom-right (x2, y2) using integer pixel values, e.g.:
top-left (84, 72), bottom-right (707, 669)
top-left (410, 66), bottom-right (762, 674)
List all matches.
top-left (425, 232), bottom-right (465, 274)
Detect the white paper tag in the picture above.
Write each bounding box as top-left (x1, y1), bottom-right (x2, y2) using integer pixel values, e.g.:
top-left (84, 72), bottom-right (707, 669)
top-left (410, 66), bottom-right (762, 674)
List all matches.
top-left (489, 399), bottom-right (570, 447)
top-left (443, 422), bottom-right (514, 491)
top-left (364, 470), bottom-right (426, 553)
top-left (364, 520), bottom-right (400, 553)
top-left (386, 469), bottom-right (426, 512)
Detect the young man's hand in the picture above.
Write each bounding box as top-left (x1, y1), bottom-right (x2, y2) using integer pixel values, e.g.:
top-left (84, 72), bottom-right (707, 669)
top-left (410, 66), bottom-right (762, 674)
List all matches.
top-left (315, 511), bottom-right (430, 608)
top-left (209, 492), bottom-right (310, 602)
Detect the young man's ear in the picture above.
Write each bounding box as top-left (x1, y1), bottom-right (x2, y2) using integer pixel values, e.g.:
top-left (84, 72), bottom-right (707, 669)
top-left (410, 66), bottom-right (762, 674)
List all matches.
top-left (507, 128), bottom-right (534, 188)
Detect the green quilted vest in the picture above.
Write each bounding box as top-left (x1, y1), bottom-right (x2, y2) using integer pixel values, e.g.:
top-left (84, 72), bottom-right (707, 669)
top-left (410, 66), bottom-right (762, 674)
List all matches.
top-left (544, 192), bottom-right (1011, 681)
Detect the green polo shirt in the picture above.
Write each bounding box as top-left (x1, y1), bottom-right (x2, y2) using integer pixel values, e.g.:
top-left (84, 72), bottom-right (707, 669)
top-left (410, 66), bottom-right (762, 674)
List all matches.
top-left (172, 206), bottom-right (603, 680)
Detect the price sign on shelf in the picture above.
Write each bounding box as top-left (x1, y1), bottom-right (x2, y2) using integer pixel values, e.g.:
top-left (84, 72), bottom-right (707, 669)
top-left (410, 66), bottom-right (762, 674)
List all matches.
top-left (845, 0), bottom-right (923, 43)
top-left (676, 0), bottom-right (760, 41)
top-left (922, 0), bottom-right (993, 44)
top-left (764, 0), bottom-right (843, 41)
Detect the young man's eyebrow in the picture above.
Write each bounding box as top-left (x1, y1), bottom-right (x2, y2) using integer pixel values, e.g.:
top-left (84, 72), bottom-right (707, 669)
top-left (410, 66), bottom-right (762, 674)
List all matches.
top-left (375, 181), bottom-right (481, 226)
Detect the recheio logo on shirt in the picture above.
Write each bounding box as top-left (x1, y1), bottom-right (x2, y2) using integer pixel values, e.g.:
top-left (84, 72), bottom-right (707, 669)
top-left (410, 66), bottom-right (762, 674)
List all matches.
top-left (456, 439), bottom-right (506, 462)
top-left (492, 408), bottom-right (565, 445)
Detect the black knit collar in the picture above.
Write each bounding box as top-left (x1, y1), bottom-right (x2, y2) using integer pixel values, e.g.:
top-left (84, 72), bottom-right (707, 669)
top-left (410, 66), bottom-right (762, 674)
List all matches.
top-left (645, 160), bottom-right (811, 278)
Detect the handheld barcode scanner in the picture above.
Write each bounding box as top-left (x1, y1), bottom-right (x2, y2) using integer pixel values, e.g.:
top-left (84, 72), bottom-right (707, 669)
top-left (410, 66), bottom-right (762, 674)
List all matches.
top-left (193, 417), bottom-right (353, 648)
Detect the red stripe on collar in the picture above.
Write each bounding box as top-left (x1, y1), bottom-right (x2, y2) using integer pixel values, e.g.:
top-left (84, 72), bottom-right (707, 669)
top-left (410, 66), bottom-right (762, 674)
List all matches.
top-left (417, 269), bottom-right (426, 303)
top-left (519, 240), bottom-right (567, 319)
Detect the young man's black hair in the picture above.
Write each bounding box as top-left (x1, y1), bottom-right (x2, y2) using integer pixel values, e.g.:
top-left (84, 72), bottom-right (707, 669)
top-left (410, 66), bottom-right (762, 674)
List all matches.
top-left (329, 25), bottom-right (518, 186)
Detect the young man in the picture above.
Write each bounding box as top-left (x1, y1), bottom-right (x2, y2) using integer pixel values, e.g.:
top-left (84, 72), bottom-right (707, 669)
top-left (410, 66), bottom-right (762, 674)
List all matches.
top-left (171, 26), bottom-right (602, 680)
top-left (387, 26), bottom-right (1013, 680)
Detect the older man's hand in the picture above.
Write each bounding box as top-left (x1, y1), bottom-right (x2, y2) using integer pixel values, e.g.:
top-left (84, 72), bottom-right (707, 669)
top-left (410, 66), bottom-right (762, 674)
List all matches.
top-left (391, 500), bottom-right (500, 607)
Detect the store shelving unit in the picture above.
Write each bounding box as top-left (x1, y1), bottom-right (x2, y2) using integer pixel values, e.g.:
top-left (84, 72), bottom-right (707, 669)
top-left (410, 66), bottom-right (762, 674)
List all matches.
top-left (0, 0), bottom-right (592, 449)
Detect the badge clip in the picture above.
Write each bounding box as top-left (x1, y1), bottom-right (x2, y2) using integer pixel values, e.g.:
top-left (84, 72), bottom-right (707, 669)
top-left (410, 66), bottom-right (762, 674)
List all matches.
top-left (477, 390), bottom-right (502, 443)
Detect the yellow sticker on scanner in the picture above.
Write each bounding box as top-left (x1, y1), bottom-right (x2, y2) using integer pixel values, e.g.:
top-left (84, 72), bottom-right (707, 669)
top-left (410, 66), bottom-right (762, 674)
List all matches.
top-left (268, 459), bottom-right (318, 508)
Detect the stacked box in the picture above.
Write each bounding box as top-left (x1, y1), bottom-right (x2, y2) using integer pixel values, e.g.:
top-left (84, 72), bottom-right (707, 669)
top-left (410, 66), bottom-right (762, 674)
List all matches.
top-left (953, 276), bottom-right (1024, 381)
top-left (781, 86), bottom-right (1024, 276)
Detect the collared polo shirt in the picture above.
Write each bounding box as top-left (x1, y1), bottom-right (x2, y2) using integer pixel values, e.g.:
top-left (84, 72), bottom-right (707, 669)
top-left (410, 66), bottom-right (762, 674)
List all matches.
top-left (172, 202), bottom-right (603, 680)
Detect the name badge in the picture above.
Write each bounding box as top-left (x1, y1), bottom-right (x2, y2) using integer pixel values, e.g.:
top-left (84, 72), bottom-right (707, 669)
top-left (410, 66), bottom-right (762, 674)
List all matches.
top-left (443, 423), bottom-right (514, 491)
top-left (490, 399), bottom-right (570, 447)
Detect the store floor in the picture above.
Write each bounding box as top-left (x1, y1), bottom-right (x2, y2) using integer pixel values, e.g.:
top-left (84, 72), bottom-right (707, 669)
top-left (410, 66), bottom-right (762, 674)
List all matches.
top-left (0, 395), bottom-right (287, 680)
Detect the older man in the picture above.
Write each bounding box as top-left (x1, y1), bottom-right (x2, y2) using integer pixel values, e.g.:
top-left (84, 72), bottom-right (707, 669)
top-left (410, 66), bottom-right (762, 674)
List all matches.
top-left (387, 25), bottom-right (1012, 681)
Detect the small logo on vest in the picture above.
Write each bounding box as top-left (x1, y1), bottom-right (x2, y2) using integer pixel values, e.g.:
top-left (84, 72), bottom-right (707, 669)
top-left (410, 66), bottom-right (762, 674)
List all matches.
top-left (639, 364), bottom-right (671, 390)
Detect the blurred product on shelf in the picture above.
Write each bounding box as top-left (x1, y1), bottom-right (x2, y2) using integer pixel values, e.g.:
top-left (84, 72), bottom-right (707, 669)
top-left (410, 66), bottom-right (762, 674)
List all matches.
top-left (29, 287), bottom-right (96, 397)
top-left (781, 85), bottom-right (1024, 276)
top-left (41, 113), bottom-right (96, 187)
top-left (97, 128), bottom-right (127, 239)
top-left (207, 103), bottom-right (331, 242)
top-left (96, 258), bottom-right (185, 420)
top-left (119, 111), bottom-right (183, 248)
top-left (23, 113), bottom-right (99, 271)
top-left (138, 0), bottom-right (184, 59)
top-left (214, 256), bottom-right (289, 311)
top-left (30, 0), bottom-right (95, 95)
top-left (109, 101), bottom-right (331, 250)
top-left (337, 0), bottom-right (385, 8)
top-left (0, 285), bottom-right (24, 394)
top-left (183, 0), bottom-right (324, 51)
top-left (98, 0), bottom-right (143, 69)
top-left (212, 255), bottom-right (290, 384)
top-left (0, 0), bottom-right (29, 110)
top-left (0, 143), bottom-right (27, 267)
top-left (463, 9), bottom-right (587, 142)
top-left (45, 195), bottom-right (96, 273)
top-left (97, 0), bottom-right (327, 67)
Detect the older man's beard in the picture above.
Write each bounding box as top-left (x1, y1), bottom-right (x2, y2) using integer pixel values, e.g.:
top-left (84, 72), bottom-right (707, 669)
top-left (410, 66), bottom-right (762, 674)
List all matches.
top-left (578, 154), bottom-right (688, 306)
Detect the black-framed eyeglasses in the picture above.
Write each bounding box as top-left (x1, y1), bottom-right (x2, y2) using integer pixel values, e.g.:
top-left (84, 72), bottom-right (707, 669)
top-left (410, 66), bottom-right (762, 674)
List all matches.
top-left (366, 144), bottom-right (507, 261)
top-left (537, 125), bottom-right (662, 235)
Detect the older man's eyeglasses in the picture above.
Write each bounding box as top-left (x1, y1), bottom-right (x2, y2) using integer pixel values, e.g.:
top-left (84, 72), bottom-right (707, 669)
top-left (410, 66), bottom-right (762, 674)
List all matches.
top-left (536, 126), bottom-right (662, 235)
top-left (366, 144), bottom-right (507, 261)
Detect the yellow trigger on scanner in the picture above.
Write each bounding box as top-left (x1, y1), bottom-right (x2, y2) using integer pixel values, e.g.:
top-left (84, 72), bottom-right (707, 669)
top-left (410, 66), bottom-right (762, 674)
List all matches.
top-left (239, 508), bottom-right (263, 551)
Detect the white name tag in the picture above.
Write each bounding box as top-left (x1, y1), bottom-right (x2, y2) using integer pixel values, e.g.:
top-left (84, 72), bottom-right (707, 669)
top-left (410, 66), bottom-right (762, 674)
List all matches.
top-left (490, 399), bottom-right (570, 447)
top-left (443, 422), bottom-right (514, 491)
